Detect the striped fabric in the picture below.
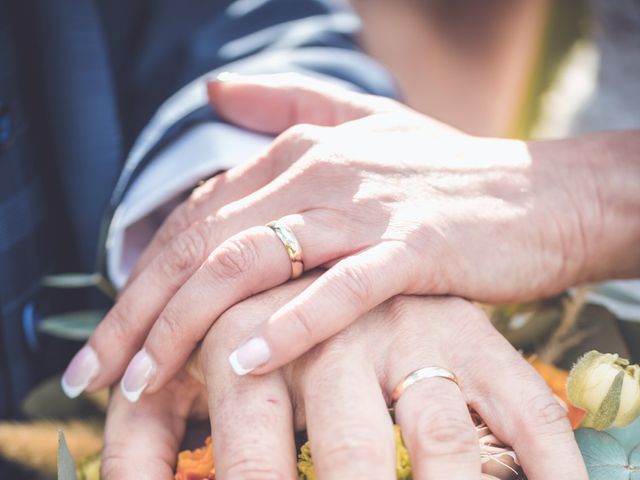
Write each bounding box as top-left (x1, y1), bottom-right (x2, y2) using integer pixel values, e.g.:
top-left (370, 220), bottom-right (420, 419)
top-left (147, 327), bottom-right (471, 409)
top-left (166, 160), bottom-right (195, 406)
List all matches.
top-left (0, 0), bottom-right (396, 417)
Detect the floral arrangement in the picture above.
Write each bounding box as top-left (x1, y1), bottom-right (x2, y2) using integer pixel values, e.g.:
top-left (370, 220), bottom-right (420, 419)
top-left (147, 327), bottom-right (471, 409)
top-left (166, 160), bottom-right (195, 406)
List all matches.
top-left (168, 352), bottom-right (640, 480)
top-left (0, 291), bottom-right (639, 480)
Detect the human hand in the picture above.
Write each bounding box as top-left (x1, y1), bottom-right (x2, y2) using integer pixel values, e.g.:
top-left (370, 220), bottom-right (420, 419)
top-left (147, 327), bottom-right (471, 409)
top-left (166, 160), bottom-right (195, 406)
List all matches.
top-left (62, 73), bottom-right (604, 399)
top-left (101, 274), bottom-right (587, 479)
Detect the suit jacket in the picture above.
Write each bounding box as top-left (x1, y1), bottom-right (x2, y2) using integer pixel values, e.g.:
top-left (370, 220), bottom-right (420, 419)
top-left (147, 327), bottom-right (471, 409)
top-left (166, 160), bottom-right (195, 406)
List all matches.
top-left (0, 0), bottom-right (395, 417)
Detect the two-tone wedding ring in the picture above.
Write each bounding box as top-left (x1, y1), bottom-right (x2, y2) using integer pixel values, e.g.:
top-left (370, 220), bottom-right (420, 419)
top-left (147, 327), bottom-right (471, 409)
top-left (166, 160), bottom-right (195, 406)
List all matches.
top-left (391, 366), bottom-right (459, 407)
top-left (266, 220), bottom-right (304, 279)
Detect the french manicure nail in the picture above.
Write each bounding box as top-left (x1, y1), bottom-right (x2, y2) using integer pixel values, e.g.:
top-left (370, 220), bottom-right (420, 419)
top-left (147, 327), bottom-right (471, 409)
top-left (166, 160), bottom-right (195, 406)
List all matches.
top-left (61, 346), bottom-right (100, 399)
top-left (228, 337), bottom-right (271, 376)
top-left (120, 350), bottom-right (156, 402)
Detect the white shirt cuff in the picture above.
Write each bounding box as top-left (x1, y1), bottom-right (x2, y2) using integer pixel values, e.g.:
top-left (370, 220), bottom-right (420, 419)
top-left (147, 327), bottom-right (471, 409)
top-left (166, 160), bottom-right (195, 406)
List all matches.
top-left (106, 123), bottom-right (272, 289)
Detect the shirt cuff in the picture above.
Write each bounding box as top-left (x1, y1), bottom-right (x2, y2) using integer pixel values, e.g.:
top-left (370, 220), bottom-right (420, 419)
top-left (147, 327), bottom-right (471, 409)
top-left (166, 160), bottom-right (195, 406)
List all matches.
top-left (586, 280), bottom-right (640, 323)
top-left (106, 123), bottom-right (272, 288)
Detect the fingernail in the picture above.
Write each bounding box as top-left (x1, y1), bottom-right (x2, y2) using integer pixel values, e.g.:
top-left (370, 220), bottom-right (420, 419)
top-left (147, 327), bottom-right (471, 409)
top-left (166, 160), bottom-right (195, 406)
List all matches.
top-left (120, 350), bottom-right (156, 402)
top-left (61, 346), bottom-right (100, 399)
top-left (228, 337), bottom-right (271, 375)
top-left (216, 71), bottom-right (240, 82)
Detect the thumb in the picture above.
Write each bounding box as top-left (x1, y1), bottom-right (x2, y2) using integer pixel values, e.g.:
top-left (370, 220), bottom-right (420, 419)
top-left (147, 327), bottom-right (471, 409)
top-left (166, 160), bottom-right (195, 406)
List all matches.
top-left (207, 72), bottom-right (396, 134)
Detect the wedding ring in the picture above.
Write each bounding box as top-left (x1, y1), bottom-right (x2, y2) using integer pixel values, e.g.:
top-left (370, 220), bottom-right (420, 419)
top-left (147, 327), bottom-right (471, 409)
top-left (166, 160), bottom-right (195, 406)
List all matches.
top-left (391, 366), bottom-right (459, 406)
top-left (266, 220), bottom-right (304, 279)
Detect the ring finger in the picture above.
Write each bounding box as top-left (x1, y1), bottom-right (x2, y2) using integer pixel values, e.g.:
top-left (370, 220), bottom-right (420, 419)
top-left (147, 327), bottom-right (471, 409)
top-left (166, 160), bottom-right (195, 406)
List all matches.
top-left (121, 209), bottom-right (365, 398)
top-left (394, 376), bottom-right (480, 480)
top-left (128, 123), bottom-right (325, 283)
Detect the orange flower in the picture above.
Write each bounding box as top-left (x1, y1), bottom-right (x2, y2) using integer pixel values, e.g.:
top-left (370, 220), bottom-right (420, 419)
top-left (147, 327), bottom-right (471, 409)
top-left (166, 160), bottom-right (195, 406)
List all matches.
top-left (175, 436), bottom-right (215, 480)
top-left (529, 356), bottom-right (586, 429)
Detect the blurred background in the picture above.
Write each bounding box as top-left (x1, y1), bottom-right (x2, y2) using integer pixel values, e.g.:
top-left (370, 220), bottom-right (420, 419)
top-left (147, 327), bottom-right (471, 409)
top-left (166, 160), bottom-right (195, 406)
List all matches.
top-left (351, 0), bottom-right (591, 139)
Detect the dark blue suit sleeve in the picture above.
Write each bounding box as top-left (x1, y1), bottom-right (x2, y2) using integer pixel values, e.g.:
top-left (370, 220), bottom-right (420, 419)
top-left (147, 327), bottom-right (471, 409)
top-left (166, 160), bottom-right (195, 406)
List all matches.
top-left (107, 0), bottom-right (397, 214)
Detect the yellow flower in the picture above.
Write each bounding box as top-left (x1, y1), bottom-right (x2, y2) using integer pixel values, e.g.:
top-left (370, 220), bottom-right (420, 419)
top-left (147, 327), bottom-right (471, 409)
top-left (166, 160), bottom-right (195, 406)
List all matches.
top-left (77, 452), bottom-right (101, 480)
top-left (567, 350), bottom-right (640, 429)
top-left (297, 425), bottom-right (411, 480)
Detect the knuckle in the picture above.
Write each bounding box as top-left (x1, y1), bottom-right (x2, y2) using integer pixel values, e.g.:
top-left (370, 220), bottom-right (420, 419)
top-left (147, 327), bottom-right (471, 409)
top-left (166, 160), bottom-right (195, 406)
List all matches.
top-left (280, 123), bottom-right (316, 144)
top-left (525, 392), bottom-right (572, 435)
top-left (156, 203), bottom-right (193, 245)
top-left (223, 454), bottom-right (288, 480)
top-left (444, 300), bottom-right (494, 347)
top-left (189, 175), bottom-right (219, 203)
top-left (332, 263), bottom-right (374, 307)
top-left (99, 448), bottom-right (128, 480)
top-left (160, 223), bottom-right (208, 278)
top-left (443, 297), bottom-right (487, 325)
top-left (411, 409), bottom-right (478, 458)
top-left (206, 234), bottom-right (259, 282)
top-left (155, 307), bottom-right (186, 346)
top-left (385, 295), bottom-right (420, 324)
top-left (169, 203), bottom-right (192, 232)
top-left (99, 303), bottom-right (135, 347)
top-left (288, 306), bottom-right (317, 344)
top-left (298, 149), bottom-right (336, 174)
top-left (269, 124), bottom-right (321, 172)
top-left (319, 424), bottom-right (388, 468)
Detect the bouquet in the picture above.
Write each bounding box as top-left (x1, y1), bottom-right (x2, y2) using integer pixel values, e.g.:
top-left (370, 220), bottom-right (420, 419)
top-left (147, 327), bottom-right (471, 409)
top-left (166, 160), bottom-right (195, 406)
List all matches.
top-left (1, 292), bottom-right (639, 479)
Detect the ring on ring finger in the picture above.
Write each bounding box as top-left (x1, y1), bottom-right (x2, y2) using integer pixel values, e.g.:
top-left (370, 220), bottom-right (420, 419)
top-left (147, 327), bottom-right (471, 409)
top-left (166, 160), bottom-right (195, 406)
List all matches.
top-left (391, 366), bottom-right (459, 408)
top-left (266, 220), bottom-right (304, 279)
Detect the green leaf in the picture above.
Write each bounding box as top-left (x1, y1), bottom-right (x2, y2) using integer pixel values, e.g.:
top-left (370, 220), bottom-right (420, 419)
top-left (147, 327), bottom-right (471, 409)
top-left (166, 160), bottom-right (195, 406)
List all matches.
top-left (58, 431), bottom-right (77, 480)
top-left (38, 310), bottom-right (106, 341)
top-left (94, 274), bottom-right (117, 299)
top-left (42, 273), bottom-right (102, 289)
top-left (42, 273), bottom-right (117, 299)
top-left (22, 375), bottom-right (105, 419)
top-left (22, 375), bottom-right (76, 419)
top-left (591, 370), bottom-right (625, 430)
top-left (575, 428), bottom-right (630, 480)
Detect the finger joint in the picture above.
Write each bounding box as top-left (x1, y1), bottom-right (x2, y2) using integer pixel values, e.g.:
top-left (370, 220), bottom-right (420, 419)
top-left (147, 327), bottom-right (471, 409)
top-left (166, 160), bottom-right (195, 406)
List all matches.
top-left (333, 262), bottom-right (374, 308)
top-left (160, 223), bottom-right (208, 278)
top-left (409, 408), bottom-right (478, 460)
top-left (205, 234), bottom-right (259, 283)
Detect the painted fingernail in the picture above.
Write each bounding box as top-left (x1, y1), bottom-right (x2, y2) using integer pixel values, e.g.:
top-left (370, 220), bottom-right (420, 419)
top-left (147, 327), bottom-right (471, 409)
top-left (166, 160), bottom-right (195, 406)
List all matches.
top-left (120, 350), bottom-right (156, 403)
top-left (228, 337), bottom-right (271, 375)
top-left (61, 346), bottom-right (100, 399)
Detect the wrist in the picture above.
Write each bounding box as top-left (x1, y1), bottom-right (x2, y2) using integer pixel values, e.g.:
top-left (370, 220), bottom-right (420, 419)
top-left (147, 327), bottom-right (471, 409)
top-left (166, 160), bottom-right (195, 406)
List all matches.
top-left (529, 131), bottom-right (640, 286)
top-left (523, 137), bottom-right (597, 291)
top-left (578, 131), bottom-right (640, 281)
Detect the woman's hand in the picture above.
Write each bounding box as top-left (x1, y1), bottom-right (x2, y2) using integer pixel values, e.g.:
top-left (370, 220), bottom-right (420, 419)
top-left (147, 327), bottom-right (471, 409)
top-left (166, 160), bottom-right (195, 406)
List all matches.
top-left (101, 274), bottom-right (587, 479)
top-left (63, 73), bottom-right (638, 398)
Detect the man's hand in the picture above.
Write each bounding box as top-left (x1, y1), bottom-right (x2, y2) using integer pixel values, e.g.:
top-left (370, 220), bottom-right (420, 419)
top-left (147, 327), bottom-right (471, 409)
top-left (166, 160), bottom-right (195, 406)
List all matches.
top-left (101, 274), bottom-right (587, 480)
top-left (62, 73), bottom-right (639, 401)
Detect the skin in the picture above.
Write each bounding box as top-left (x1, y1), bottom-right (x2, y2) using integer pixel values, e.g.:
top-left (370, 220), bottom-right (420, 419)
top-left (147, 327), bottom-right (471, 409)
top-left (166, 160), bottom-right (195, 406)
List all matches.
top-left (100, 274), bottom-right (587, 480)
top-left (59, 74), bottom-right (637, 478)
top-left (69, 74), bottom-right (640, 396)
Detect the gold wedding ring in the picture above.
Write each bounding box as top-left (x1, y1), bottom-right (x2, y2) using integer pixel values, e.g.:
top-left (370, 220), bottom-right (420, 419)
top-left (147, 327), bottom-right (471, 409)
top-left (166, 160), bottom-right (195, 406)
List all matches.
top-left (391, 366), bottom-right (459, 406)
top-left (266, 220), bottom-right (304, 279)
